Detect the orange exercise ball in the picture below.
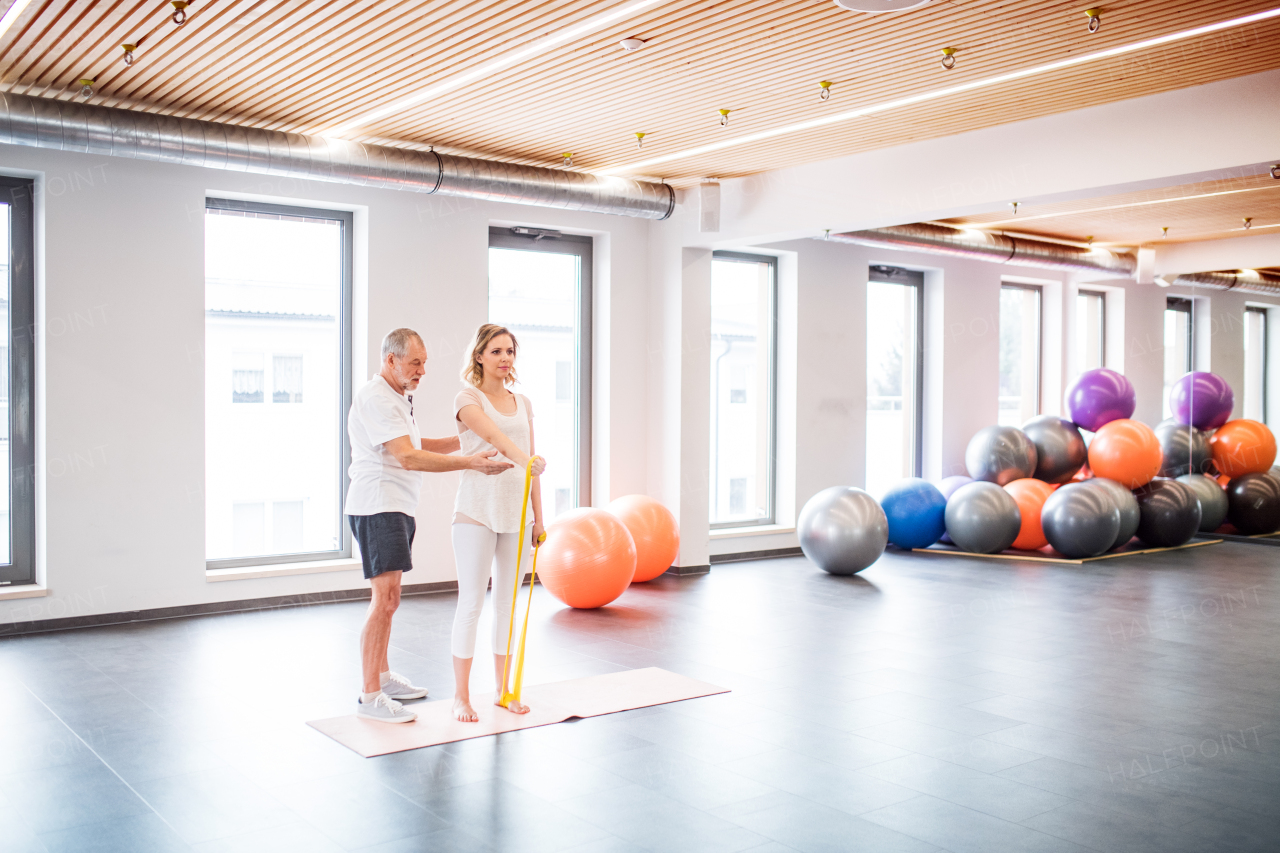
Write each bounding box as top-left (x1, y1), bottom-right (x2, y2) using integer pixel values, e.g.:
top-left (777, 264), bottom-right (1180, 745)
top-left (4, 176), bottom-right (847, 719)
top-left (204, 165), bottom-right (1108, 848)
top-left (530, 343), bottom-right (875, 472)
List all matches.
top-left (1004, 478), bottom-right (1056, 550)
top-left (1209, 419), bottom-right (1277, 478)
top-left (606, 495), bottom-right (680, 583)
top-left (1087, 419), bottom-right (1162, 488)
top-left (536, 508), bottom-right (637, 609)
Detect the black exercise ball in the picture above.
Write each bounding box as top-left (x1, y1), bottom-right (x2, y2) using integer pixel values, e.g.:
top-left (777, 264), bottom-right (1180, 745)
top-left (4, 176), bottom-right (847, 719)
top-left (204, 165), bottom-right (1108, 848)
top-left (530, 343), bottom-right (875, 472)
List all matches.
top-left (1226, 472), bottom-right (1280, 535)
top-left (1133, 479), bottom-right (1202, 548)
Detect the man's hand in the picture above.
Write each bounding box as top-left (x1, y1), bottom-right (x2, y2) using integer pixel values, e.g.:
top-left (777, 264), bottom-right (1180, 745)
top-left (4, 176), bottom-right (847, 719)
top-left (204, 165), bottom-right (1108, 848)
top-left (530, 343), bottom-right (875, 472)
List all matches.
top-left (469, 450), bottom-right (513, 475)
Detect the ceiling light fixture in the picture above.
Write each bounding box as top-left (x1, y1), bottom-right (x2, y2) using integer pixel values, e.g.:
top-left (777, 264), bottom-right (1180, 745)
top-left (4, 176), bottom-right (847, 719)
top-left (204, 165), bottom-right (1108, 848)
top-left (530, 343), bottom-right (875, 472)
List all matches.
top-left (562, 152), bottom-right (574, 167)
top-left (718, 109), bottom-right (731, 127)
top-left (1162, 227), bottom-right (1169, 238)
top-left (171, 1), bottom-right (189, 26)
top-left (1244, 217), bottom-right (1253, 229)
top-left (77, 78), bottom-right (94, 98)
top-left (819, 81), bottom-right (832, 100)
top-left (634, 132), bottom-right (646, 149)
top-left (604, 7), bottom-right (1280, 175)
top-left (1010, 201), bottom-right (1020, 215)
top-left (1085, 8), bottom-right (1102, 34)
top-left (121, 43), bottom-right (137, 65)
top-left (0, 0), bottom-right (34, 41)
top-left (317, 0), bottom-right (666, 136)
top-left (939, 47), bottom-right (957, 69)
top-left (1271, 164), bottom-right (1280, 179)
top-left (834, 0), bottom-right (931, 11)
top-left (619, 37), bottom-right (646, 51)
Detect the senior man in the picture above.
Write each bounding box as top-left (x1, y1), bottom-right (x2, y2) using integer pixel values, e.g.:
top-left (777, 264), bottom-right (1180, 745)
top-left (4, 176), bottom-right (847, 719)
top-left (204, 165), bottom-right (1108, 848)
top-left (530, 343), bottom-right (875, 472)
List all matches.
top-left (348, 328), bottom-right (511, 723)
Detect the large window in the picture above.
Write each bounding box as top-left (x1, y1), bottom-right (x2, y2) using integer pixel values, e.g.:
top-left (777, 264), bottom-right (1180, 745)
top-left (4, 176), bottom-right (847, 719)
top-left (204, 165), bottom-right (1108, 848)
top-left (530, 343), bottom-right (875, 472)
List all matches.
top-left (1164, 297), bottom-right (1194, 419)
top-left (1075, 289), bottom-right (1106, 374)
top-left (205, 200), bottom-right (352, 568)
top-left (488, 228), bottom-right (592, 523)
top-left (1244, 306), bottom-right (1268, 424)
top-left (710, 252), bottom-right (777, 527)
top-left (0, 177), bottom-right (34, 586)
top-left (998, 284), bottom-right (1041, 426)
top-left (866, 266), bottom-right (923, 499)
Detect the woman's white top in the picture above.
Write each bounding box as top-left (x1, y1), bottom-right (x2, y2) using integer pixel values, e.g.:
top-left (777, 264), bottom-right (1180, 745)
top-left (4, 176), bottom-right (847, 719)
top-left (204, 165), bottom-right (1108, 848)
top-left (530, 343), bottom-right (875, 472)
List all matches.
top-left (454, 385), bottom-right (534, 533)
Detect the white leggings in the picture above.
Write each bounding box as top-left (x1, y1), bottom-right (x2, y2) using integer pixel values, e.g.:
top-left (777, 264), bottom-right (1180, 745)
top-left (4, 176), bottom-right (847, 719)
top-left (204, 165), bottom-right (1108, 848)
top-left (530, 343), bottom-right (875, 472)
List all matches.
top-left (450, 523), bottom-right (528, 659)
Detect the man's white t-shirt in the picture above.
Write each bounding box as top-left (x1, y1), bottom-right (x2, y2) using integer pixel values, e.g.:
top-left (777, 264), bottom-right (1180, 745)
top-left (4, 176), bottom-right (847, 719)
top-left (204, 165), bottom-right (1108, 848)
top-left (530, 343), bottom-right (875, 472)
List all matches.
top-left (345, 375), bottom-right (423, 516)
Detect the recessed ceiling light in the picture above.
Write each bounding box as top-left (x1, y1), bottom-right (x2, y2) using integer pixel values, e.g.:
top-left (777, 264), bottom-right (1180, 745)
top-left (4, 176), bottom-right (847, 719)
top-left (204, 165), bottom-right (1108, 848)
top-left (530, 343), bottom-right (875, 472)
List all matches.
top-left (619, 37), bottom-right (647, 51)
top-left (833, 0), bottom-right (931, 13)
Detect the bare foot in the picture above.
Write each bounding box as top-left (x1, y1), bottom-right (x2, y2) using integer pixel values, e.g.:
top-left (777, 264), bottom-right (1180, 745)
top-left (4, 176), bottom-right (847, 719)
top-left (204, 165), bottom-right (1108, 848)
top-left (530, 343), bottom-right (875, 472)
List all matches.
top-left (453, 697), bottom-right (479, 722)
top-left (497, 695), bottom-right (531, 715)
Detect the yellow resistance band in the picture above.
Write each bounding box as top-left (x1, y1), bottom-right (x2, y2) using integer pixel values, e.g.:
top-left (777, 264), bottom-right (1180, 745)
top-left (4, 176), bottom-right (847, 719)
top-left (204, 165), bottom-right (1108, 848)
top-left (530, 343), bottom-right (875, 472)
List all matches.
top-left (499, 456), bottom-right (544, 708)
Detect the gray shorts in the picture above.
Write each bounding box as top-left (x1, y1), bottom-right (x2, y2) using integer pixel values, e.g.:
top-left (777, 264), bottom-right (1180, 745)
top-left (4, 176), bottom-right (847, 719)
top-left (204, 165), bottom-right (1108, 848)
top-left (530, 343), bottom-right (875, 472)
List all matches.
top-left (348, 512), bottom-right (416, 580)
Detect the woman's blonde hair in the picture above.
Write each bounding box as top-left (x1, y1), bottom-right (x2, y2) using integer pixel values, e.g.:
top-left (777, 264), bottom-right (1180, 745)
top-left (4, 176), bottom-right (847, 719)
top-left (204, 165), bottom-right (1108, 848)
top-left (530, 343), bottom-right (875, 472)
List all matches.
top-left (461, 323), bottom-right (519, 388)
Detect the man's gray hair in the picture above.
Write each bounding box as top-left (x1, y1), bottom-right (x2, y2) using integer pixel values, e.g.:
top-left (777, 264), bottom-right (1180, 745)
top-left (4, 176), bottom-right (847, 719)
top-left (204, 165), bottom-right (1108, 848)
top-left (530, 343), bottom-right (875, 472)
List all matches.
top-left (381, 328), bottom-right (424, 360)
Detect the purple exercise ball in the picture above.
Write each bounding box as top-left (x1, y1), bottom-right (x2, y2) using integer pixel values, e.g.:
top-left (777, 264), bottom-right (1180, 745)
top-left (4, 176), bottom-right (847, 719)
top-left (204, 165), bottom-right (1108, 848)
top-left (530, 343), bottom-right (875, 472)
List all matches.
top-left (936, 475), bottom-right (974, 544)
top-left (1168, 372), bottom-right (1234, 430)
top-left (1065, 368), bottom-right (1136, 433)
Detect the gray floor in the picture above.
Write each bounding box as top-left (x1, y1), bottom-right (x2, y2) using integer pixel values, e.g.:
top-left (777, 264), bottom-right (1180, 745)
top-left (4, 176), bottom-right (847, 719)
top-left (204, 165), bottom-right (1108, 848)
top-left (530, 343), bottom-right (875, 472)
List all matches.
top-left (2, 542), bottom-right (1278, 853)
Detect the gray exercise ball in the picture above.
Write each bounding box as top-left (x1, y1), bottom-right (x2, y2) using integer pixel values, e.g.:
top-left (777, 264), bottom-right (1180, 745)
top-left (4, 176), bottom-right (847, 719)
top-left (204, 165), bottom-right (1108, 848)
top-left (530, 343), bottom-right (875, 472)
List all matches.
top-left (1155, 418), bottom-right (1212, 477)
top-left (965, 425), bottom-right (1038, 485)
top-left (1176, 473), bottom-right (1229, 532)
top-left (1084, 477), bottom-right (1141, 549)
top-left (1022, 415), bottom-right (1087, 484)
top-left (944, 481), bottom-right (1022, 554)
top-left (1041, 482), bottom-right (1122, 559)
top-left (1133, 479), bottom-right (1202, 547)
top-left (797, 486), bottom-right (888, 575)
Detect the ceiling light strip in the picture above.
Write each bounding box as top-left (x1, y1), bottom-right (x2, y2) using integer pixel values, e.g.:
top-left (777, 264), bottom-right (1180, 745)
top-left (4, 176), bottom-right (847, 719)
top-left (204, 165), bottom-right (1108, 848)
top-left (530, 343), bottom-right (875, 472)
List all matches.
top-left (604, 6), bottom-right (1280, 173)
top-left (0, 0), bottom-right (34, 40)
top-left (968, 183), bottom-right (1280, 228)
top-left (317, 0), bottom-right (666, 137)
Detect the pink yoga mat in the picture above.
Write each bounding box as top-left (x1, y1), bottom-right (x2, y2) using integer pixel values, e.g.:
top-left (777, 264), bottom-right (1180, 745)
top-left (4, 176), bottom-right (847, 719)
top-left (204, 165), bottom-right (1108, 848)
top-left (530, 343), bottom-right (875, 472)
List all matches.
top-left (307, 667), bottom-right (730, 757)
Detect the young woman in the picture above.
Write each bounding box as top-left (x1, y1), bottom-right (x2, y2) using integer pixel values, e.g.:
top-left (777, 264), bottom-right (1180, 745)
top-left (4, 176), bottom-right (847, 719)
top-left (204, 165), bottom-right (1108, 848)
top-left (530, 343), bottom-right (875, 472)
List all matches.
top-left (450, 323), bottom-right (547, 722)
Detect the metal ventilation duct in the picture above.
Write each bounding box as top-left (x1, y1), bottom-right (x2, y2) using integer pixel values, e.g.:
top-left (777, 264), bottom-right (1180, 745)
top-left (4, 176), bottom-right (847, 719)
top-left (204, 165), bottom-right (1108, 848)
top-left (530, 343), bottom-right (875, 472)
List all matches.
top-left (0, 92), bottom-right (675, 220)
top-left (828, 222), bottom-right (1138, 276)
top-left (1162, 269), bottom-right (1280, 295)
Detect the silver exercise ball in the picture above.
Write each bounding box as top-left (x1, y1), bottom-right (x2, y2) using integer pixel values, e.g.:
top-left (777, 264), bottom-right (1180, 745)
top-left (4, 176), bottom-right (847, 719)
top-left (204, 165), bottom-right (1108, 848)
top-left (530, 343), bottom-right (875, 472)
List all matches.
top-left (944, 481), bottom-right (1022, 554)
top-left (797, 486), bottom-right (888, 575)
top-left (1041, 482), bottom-right (1121, 559)
top-left (1177, 473), bottom-right (1229, 532)
top-left (1022, 415), bottom-right (1087, 484)
top-left (1155, 418), bottom-right (1213, 477)
top-left (1085, 477), bottom-right (1141, 549)
top-left (965, 425), bottom-right (1038, 485)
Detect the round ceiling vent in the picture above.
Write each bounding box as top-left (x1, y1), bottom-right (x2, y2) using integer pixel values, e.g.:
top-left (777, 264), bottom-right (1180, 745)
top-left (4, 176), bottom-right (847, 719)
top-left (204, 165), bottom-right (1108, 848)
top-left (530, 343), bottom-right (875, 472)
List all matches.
top-left (833, 0), bottom-right (932, 12)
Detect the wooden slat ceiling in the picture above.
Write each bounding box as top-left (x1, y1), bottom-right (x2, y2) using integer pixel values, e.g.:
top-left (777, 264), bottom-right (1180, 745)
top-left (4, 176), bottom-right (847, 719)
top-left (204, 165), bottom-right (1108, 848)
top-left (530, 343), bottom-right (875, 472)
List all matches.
top-left (940, 172), bottom-right (1280, 247)
top-left (0, 0), bottom-right (1276, 187)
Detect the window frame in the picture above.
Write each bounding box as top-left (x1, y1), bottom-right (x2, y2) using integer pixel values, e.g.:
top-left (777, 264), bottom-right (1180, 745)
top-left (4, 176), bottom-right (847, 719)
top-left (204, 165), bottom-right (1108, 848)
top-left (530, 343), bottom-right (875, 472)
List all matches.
top-left (0, 176), bottom-right (36, 586)
top-left (710, 250), bottom-right (778, 529)
top-left (204, 197), bottom-right (354, 570)
top-left (1166, 296), bottom-right (1195, 375)
top-left (1077, 289), bottom-right (1107, 369)
top-left (1245, 305), bottom-right (1268, 424)
top-left (487, 226), bottom-right (593, 510)
top-left (999, 282), bottom-right (1043, 421)
top-left (867, 265), bottom-right (925, 480)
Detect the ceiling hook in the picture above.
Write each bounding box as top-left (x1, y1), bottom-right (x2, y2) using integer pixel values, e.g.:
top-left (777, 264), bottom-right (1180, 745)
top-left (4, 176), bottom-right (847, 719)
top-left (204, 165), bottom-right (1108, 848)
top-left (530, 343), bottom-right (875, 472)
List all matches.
top-left (634, 132), bottom-right (646, 149)
top-left (718, 109), bottom-right (731, 127)
top-left (819, 81), bottom-right (832, 101)
top-left (940, 48), bottom-right (957, 70)
top-left (121, 43), bottom-right (136, 66)
top-left (1085, 8), bottom-right (1101, 34)
top-left (171, 2), bottom-right (189, 26)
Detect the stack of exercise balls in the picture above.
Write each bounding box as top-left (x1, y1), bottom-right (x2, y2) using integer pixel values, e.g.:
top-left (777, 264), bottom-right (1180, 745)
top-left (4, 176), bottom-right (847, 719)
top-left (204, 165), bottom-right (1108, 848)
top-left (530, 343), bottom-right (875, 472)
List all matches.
top-left (536, 495), bottom-right (681, 609)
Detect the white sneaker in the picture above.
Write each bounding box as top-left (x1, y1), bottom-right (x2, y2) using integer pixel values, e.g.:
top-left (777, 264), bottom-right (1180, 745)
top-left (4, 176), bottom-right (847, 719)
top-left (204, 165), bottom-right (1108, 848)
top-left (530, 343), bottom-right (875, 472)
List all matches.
top-left (357, 692), bottom-right (417, 724)
top-left (381, 671), bottom-right (428, 701)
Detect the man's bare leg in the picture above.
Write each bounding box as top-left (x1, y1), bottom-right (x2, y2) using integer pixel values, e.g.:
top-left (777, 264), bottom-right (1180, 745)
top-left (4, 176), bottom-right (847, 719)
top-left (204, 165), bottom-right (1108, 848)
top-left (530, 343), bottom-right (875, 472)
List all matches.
top-left (493, 654), bottom-right (530, 714)
top-left (361, 572), bottom-right (401, 695)
top-left (452, 655), bottom-right (479, 722)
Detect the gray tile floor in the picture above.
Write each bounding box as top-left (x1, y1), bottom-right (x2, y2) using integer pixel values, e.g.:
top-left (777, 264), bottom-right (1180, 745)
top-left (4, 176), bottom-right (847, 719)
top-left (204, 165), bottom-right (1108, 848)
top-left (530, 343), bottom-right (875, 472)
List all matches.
top-left (2, 542), bottom-right (1278, 852)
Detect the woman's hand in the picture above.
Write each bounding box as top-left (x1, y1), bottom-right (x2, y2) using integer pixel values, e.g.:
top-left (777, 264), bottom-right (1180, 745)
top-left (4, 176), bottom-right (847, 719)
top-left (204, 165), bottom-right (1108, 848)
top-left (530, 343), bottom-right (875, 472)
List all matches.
top-left (532, 521), bottom-right (546, 549)
top-left (527, 455), bottom-right (547, 477)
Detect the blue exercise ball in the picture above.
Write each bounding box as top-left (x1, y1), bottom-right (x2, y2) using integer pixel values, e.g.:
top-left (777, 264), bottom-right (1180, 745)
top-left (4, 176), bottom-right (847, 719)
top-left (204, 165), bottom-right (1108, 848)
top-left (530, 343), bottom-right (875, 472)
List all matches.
top-left (881, 478), bottom-right (947, 549)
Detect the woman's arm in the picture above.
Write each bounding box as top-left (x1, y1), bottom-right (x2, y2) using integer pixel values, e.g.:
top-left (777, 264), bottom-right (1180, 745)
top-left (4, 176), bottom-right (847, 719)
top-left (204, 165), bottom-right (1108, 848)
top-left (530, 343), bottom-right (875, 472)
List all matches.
top-left (421, 435), bottom-right (461, 454)
top-left (529, 420), bottom-right (545, 546)
top-left (457, 403), bottom-right (547, 476)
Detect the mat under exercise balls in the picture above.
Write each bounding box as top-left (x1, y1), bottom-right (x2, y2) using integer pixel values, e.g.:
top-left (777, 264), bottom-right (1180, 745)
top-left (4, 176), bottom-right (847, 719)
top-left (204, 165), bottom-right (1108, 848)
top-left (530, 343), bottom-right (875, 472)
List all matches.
top-left (797, 368), bottom-right (1274, 575)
